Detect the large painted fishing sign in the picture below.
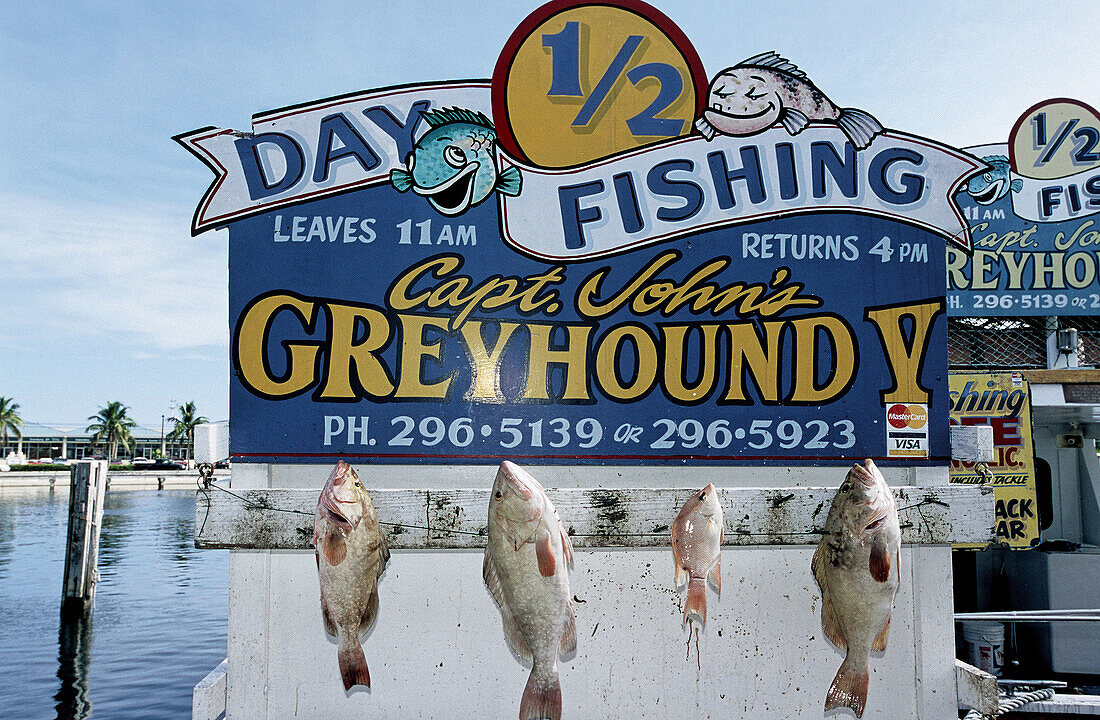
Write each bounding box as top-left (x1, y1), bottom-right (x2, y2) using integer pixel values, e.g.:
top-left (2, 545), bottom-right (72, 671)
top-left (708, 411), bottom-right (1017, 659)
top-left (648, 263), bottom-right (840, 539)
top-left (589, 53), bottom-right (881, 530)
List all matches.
top-left (949, 98), bottom-right (1100, 316)
top-left (178, 0), bottom-right (981, 466)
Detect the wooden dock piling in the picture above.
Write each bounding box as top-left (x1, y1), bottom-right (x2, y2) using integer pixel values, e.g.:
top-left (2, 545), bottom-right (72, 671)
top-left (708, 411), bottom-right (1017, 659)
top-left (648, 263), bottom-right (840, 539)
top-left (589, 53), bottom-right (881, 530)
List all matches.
top-left (62, 460), bottom-right (108, 613)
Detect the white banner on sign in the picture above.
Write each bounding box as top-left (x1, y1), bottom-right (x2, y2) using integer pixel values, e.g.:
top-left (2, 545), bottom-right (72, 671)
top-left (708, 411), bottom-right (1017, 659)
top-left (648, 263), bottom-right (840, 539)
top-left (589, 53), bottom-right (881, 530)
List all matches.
top-left (1012, 168), bottom-right (1100, 223)
top-left (176, 83), bottom-right (492, 233)
top-left (498, 129), bottom-right (980, 261)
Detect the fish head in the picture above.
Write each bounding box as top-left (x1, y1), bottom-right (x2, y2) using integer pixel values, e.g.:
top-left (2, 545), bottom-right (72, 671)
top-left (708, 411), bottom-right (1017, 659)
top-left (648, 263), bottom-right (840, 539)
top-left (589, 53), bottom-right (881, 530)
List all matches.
top-left (835, 459), bottom-right (894, 535)
top-left (318, 460), bottom-right (365, 532)
top-left (489, 460), bottom-right (545, 549)
top-left (404, 111), bottom-right (500, 216)
top-left (678, 483), bottom-right (722, 522)
top-left (965, 156), bottom-right (1012, 205)
top-left (702, 67), bottom-right (782, 136)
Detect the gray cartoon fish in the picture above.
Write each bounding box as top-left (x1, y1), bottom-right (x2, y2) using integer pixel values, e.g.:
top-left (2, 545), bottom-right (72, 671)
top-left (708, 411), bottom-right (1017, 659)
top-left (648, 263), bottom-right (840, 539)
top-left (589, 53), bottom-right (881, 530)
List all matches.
top-left (964, 155), bottom-right (1022, 205)
top-left (695, 52), bottom-right (883, 150)
top-left (390, 107), bottom-right (521, 216)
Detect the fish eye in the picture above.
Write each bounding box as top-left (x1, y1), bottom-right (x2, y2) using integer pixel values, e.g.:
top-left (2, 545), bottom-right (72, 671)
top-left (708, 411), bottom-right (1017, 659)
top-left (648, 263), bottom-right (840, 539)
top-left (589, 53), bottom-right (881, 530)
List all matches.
top-left (444, 145), bottom-right (466, 168)
top-left (698, 491), bottom-right (707, 501)
top-left (354, 481), bottom-right (362, 488)
top-left (745, 87), bottom-right (764, 100)
top-left (983, 172), bottom-right (992, 182)
top-left (494, 490), bottom-right (502, 500)
top-left (840, 482), bottom-right (852, 493)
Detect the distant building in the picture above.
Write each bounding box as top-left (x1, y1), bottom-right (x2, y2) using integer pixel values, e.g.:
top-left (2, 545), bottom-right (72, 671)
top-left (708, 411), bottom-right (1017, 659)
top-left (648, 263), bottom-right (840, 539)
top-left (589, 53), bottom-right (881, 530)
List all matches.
top-left (1, 422), bottom-right (174, 461)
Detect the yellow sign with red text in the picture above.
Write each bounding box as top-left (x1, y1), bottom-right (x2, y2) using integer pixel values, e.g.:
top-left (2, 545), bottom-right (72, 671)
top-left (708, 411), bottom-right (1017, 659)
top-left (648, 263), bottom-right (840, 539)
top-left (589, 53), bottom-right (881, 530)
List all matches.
top-left (950, 372), bottom-right (1038, 547)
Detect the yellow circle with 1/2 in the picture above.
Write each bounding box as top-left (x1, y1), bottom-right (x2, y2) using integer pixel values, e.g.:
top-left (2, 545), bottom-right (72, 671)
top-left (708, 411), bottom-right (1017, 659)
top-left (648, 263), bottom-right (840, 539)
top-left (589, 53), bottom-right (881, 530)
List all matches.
top-left (1009, 98), bottom-right (1100, 180)
top-left (493, 1), bottom-right (705, 169)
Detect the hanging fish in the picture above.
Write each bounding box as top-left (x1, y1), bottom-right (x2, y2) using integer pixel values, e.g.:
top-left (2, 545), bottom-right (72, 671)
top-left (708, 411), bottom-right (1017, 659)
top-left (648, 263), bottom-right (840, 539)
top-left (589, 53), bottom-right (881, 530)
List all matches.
top-left (695, 52), bottom-right (883, 149)
top-left (671, 483), bottom-right (723, 629)
top-left (484, 461), bottom-right (576, 720)
top-left (811, 459), bottom-right (901, 717)
top-left (390, 107), bottom-right (522, 216)
top-left (312, 460), bottom-right (389, 691)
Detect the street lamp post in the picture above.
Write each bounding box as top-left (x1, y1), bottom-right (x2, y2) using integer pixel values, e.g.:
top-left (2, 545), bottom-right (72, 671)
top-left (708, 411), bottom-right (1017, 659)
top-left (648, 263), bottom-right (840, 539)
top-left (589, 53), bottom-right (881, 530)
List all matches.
top-left (160, 415), bottom-right (166, 457)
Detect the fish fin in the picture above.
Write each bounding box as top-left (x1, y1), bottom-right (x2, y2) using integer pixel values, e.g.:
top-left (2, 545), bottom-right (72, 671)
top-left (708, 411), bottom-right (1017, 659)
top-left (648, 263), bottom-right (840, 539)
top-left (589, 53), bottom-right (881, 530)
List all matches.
top-left (684, 577), bottom-right (707, 629)
top-left (811, 544), bottom-right (827, 590)
top-left (836, 108), bottom-right (884, 150)
top-left (780, 108), bottom-right (809, 135)
top-left (738, 51), bottom-right (807, 78)
top-left (694, 115), bottom-right (717, 140)
top-left (872, 612), bottom-right (891, 652)
top-left (813, 545), bottom-right (846, 650)
top-left (708, 556), bottom-right (722, 596)
top-left (520, 670), bottom-right (562, 720)
top-left (560, 527), bottom-right (574, 570)
top-left (337, 639), bottom-right (371, 690)
top-left (502, 602), bottom-right (533, 662)
top-left (1011, 178), bottom-right (1023, 193)
top-left (560, 601), bottom-right (577, 655)
top-left (825, 656), bottom-right (869, 717)
top-left (869, 534), bottom-right (891, 582)
top-left (821, 590), bottom-right (846, 650)
top-left (321, 526), bottom-right (348, 566)
top-left (984, 154), bottom-right (1010, 164)
top-left (390, 168), bottom-right (413, 192)
top-left (536, 528), bottom-right (556, 577)
top-left (497, 166), bottom-right (522, 196)
top-left (361, 586), bottom-right (380, 633)
top-left (674, 558), bottom-right (689, 590)
top-left (484, 549), bottom-right (532, 662)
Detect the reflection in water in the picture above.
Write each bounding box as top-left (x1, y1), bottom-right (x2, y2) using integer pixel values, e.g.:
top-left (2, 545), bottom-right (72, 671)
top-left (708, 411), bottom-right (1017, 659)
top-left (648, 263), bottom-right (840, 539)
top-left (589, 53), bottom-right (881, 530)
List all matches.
top-left (55, 609), bottom-right (93, 720)
top-left (0, 490), bottom-right (227, 719)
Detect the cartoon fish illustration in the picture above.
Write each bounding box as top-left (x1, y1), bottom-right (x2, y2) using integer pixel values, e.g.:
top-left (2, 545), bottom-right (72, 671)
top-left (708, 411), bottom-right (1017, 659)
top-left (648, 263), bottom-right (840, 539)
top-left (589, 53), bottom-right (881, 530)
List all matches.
top-left (390, 107), bottom-right (522, 216)
top-left (811, 459), bottom-right (901, 718)
top-left (963, 155), bottom-right (1022, 204)
top-left (671, 483), bottom-right (723, 629)
top-left (312, 460), bottom-right (389, 691)
top-left (695, 52), bottom-right (883, 150)
top-left (484, 461), bottom-right (576, 720)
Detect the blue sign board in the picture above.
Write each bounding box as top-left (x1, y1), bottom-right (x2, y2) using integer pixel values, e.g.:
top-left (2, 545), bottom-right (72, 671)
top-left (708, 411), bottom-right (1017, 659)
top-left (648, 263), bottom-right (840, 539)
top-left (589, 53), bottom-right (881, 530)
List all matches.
top-left (179, 4), bottom-right (980, 466)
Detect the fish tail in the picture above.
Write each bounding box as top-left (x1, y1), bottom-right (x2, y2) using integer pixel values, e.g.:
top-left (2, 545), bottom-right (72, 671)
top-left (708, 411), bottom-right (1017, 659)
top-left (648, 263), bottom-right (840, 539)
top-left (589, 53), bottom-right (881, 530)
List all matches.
top-left (684, 576), bottom-right (707, 628)
top-left (390, 168), bottom-right (413, 192)
top-left (825, 655), bottom-right (869, 717)
top-left (519, 667), bottom-right (561, 720)
top-left (337, 638), bottom-right (371, 690)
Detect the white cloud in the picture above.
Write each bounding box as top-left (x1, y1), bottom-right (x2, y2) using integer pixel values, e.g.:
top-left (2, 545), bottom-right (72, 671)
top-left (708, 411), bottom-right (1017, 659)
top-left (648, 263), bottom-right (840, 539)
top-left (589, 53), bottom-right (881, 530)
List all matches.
top-left (0, 192), bottom-right (228, 350)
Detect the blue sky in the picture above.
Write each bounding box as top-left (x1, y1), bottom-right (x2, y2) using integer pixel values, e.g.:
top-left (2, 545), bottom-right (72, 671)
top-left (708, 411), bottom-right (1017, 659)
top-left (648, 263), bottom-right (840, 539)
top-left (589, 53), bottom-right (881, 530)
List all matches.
top-left (1, 0), bottom-right (1097, 428)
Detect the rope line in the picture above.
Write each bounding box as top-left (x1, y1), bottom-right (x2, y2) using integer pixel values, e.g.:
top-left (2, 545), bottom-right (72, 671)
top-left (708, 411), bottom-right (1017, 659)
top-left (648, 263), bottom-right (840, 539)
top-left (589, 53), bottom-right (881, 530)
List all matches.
top-left (962, 687), bottom-right (1055, 719)
top-left (196, 479), bottom-right (950, 542)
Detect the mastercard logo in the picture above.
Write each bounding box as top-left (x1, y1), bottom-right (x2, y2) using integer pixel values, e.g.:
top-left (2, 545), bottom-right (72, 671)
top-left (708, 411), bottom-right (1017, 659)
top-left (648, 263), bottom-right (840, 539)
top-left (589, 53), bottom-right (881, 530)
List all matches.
top-left (888, 403), bottom-right (927, 429)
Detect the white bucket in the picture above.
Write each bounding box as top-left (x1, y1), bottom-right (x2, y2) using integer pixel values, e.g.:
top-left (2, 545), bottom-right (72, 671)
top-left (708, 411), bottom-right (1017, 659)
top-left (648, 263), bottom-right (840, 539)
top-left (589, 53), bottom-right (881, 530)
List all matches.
top-left (962, 620), bottom-right (1005, 676)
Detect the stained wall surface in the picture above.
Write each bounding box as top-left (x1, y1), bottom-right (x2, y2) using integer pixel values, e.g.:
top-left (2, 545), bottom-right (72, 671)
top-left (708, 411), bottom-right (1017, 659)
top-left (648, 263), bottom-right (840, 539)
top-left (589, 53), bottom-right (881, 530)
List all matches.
top-left (219, 463), bottom-right (955, 720)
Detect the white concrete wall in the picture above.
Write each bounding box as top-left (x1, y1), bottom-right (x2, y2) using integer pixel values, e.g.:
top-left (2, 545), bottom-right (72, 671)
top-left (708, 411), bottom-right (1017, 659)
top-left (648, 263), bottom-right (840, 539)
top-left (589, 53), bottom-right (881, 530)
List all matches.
top-left (222, 463), bottom-right (956, 720)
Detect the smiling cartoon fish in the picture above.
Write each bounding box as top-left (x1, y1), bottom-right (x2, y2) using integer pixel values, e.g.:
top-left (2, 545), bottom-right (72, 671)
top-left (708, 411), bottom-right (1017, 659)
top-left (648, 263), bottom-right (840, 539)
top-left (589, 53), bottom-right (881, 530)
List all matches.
top-left (695, 52), bottom-right (883, 150)
top-left (390, 107), bottom-right (521, 216)
top-left (963, 155), bottom-right (1022, 205)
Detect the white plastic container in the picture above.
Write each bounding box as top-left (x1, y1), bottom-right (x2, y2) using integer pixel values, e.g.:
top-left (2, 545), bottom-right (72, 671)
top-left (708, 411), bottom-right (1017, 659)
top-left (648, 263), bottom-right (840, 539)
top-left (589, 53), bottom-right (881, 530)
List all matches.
top-left (962, 620), bottom-right (1005, 676)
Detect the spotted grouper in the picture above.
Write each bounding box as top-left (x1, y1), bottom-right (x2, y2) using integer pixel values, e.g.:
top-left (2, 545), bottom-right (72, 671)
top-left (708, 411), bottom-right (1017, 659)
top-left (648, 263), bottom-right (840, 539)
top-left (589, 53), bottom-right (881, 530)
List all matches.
top-left (484, 461), bottom-right (576, 720)
top-left (696, 51), bottom-right (883, 149)
top-left (811, 459), bottom-right (901, 717)
top-left (312, 460), bottom-right (389, 691)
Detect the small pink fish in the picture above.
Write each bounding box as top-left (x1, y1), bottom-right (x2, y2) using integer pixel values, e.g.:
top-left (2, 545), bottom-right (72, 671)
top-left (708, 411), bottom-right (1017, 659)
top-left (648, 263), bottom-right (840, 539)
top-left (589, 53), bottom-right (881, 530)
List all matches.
top-left (671, 483), bottom-right (723, 628)
top-left (812, 459), bottom-right (901, 717)
top-left (312, 460), bottom-right (389, 691)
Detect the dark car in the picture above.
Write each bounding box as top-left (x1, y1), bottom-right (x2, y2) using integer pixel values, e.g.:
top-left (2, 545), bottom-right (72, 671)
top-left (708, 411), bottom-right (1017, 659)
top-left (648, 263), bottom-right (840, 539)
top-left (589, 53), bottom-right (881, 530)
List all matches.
top-left (149, 459), bottom-right (185, 470)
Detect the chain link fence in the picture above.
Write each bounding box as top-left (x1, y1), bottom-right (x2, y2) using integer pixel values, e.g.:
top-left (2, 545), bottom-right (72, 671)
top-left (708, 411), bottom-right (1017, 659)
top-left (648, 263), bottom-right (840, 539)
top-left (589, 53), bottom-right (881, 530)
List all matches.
top-left (948, 316), bottom-right (1100, 369)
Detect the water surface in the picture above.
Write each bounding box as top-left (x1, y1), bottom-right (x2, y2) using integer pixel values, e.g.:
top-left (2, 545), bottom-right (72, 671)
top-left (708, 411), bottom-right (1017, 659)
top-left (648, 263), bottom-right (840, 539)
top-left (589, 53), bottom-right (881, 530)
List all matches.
top-left (0, 489), bottom-right (227, 720)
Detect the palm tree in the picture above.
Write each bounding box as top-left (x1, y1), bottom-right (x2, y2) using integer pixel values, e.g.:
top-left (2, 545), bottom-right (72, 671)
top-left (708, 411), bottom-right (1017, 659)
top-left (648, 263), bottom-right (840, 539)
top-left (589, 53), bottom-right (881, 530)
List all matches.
top-left (0, 397), bottom-right (23, 455)
top-left (167, 401), bottom-right (208, 460)
top-left (86, 401), bottom-right (136, 460)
